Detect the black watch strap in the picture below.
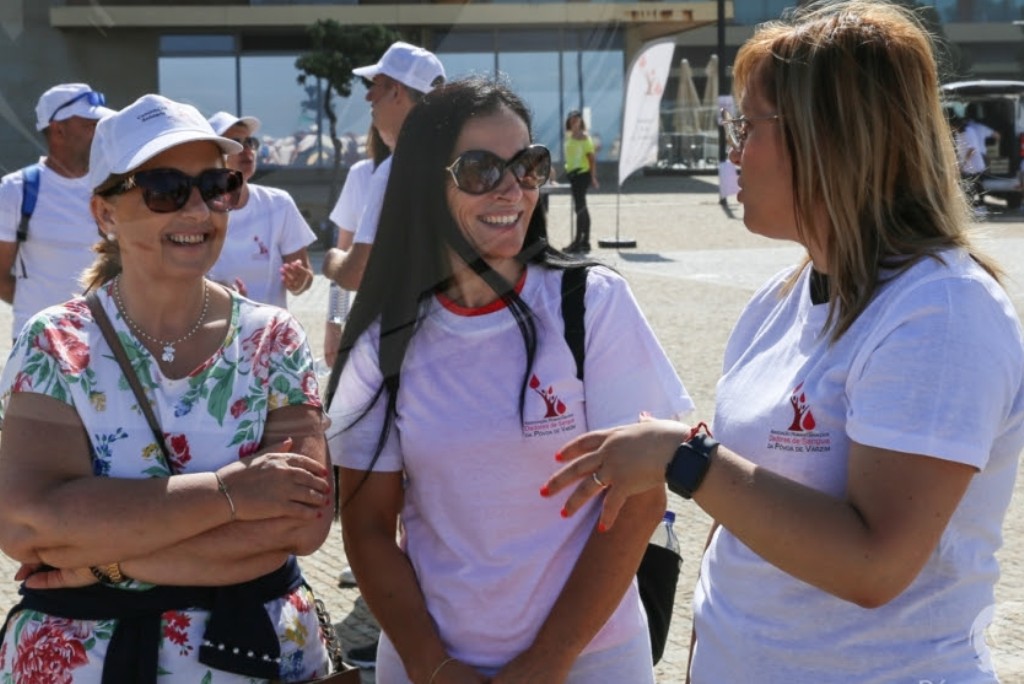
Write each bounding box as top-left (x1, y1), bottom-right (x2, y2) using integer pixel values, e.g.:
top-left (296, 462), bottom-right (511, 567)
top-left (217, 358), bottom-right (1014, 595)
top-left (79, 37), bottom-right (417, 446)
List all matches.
top-left (666, 433), bottom-right (718, 499)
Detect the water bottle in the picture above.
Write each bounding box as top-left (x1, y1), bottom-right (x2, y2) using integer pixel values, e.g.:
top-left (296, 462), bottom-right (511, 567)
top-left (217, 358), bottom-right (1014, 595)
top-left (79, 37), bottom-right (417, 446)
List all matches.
top-left (650, 510), bottom-right (680, 555)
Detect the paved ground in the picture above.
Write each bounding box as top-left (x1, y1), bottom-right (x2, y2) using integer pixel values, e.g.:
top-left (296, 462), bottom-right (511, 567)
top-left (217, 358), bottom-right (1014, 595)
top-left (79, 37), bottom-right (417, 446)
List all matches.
top-left (1, 175), bottom-right (1023, 682)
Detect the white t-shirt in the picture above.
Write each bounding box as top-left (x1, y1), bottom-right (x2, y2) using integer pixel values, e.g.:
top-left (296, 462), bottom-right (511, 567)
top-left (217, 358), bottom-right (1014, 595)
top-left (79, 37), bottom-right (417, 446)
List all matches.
top-left (0, 159), bottom-right (99, 338)
top-left (208, 183), bottom-right (317, 309)
top-left (328, 264), bottom-right (693, 670)
top-left (956, 130), bottom-right (986, 175)
top-left (693, 250), bottom-right (1024, 683)
top-left (328, 159), bottom-right (376, 233)
top-left (352, 157), bottom-right (391, 245)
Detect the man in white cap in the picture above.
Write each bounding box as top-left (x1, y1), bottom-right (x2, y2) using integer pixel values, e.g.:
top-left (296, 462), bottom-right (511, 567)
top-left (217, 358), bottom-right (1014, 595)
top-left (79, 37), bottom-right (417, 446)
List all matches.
top-left (0, 83), bottom-right (115, 340)
top-left (322, 41), bottom-right (445, 293)
top-left (205, 111), bottom-right (317, 309)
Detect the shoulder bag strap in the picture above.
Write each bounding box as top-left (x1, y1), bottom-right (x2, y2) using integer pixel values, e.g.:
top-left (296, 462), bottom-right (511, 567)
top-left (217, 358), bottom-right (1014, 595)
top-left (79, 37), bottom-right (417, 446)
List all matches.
top-left (18, 163), bottom-right (42, 243)
top-left (85, 290), bottom-right (173, 468)
top-left (560, 266), bottom-right (588, 381)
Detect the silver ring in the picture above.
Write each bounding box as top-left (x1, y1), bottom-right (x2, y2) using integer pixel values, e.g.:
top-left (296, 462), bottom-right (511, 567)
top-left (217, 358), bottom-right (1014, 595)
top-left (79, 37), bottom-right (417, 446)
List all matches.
top-left (592, 472), bottom-right (609, 488)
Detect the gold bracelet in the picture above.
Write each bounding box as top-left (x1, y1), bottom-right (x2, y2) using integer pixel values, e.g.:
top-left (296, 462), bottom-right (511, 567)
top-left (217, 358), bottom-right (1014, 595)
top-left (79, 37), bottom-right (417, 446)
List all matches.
top-left (214, 471), bottom-right (237, 521)
top-left (90, 562), bottom-right (126, 584)
top-left (428, 656), bottom-right (456, 684)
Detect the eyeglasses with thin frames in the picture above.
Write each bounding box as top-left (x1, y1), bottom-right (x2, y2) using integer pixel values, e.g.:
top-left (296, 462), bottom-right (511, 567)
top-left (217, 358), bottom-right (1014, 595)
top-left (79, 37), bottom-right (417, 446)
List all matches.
top-left (720, 109), bottom-right (782, 152)
top-left (49, 91), bottom-right (106, 123)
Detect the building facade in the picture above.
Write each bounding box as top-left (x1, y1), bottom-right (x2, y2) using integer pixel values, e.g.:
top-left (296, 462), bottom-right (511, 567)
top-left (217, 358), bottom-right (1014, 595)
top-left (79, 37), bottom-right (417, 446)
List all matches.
top-left (1, 0), bottom-right (1021, 226)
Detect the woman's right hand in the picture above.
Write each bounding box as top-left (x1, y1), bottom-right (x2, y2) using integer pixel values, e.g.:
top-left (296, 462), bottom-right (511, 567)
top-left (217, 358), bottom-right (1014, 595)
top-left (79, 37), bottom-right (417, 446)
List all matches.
top-left (217, 438), bottom-right (332, 521)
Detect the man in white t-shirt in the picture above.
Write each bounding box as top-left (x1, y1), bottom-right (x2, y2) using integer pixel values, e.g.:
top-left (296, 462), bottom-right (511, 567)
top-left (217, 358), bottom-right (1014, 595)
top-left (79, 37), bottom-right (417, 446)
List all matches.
top-left (206, 111), bottom-right (317, 309)
top-left (0, 83), bottom-right (115, 340)
top-left (321, 42), bottom-right (445, 293)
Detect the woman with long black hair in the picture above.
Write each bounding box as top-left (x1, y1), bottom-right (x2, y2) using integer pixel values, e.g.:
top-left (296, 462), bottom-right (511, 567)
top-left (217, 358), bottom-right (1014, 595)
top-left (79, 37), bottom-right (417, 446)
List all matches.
top-left (326, 77), bottom-right (692, 684)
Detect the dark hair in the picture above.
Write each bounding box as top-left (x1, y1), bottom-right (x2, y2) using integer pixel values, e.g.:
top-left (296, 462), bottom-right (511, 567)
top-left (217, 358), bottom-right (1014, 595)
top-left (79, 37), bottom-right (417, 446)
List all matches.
top-left (328, 76), bottom-right (591, 502)
top-left (565, 110), bottom-right (586, 131)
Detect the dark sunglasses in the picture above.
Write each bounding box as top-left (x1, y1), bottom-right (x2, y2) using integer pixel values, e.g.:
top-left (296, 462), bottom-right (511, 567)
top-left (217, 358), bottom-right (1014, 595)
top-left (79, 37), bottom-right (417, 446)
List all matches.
top-left (446, 145), bottom-right (551, 195)
top-left (360, 77), bottom-right (374, 90)
top-left (101, 168), bottom-right (243, 214)
top-left (228, 136), bottom-right (261, 152)
top-left (49, 90), bottom-right (106, 122)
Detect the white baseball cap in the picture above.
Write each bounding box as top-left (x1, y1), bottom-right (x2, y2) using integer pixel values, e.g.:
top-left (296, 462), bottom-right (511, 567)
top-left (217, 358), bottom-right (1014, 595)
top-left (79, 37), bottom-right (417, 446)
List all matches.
top-left (35, 83), bottom-right (116, 131)
top-left (87, 94), bottom-right (243, 193)
top-left (353, 42), bottom-right (446, 95)
top-left (206, 111), bottom-right (262, 137)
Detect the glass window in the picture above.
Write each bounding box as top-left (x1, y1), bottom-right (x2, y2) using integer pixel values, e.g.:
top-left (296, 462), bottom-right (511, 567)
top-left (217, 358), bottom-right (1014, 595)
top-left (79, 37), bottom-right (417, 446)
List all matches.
top-left (435, 30), bottom-right (497, 81)
top-left (158, 56), bottom-right (237, 116)
top-left (497, 48), bottom-right (563, 166)
top-left (239, 54), bottom-right (370, 168)
top-left (580, 50), bottom-right (623, 163)
top-left (160, 35), bottom-right (235, 55)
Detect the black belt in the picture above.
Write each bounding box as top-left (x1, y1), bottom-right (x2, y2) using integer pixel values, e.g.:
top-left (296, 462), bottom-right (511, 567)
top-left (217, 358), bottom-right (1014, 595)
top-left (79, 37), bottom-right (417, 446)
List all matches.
top-left (0, 556), bottom-right (303, 683)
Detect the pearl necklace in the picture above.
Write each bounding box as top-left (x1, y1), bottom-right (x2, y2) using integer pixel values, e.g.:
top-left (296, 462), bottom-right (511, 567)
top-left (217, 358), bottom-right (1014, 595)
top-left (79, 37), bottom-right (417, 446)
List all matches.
top-left (113, 276), bottom-right (210, 364)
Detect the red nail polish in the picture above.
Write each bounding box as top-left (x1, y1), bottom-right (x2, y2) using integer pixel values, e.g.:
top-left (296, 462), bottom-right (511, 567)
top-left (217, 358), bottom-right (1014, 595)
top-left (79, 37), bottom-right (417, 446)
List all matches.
top-left (598, 522), bottom-right (608, 533)
top-left (539, 485), bottom-right (550, 497)
top-left (554, 452), bottom-right (563, 462)
top-left (560, 507), bottom-right (569, 518)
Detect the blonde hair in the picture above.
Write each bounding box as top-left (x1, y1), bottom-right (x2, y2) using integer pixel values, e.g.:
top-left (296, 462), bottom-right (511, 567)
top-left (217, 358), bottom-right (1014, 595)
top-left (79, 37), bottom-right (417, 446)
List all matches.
top-left (734, 0), bottom-right (1000, 342)
top-left (80, 173), bottom-right (127, 293)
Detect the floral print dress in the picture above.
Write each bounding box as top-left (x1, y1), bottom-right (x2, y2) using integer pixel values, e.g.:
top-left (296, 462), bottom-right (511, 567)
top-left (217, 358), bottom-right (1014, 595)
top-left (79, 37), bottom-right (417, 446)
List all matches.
top-left (0, 283), bottom-right (329, 683)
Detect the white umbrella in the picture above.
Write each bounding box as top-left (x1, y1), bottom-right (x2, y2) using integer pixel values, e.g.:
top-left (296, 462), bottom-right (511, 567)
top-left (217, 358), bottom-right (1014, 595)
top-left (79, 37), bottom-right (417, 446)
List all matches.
top-left (702, 54), bottom-right (720, 131)
top-left (674, 58), bottom-right (702, 135)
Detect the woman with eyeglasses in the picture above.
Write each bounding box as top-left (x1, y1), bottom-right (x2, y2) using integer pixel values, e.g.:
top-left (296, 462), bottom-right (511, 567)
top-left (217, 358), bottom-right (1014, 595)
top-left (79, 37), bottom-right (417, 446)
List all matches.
top-left (205, 111), bottom-right (318, 309)
top-left (326, 77), bottom-right (691, 683)
top-left (0, 94), bottom-right (338, 682)
top-left (542, 2), bottom-right (1024, 682)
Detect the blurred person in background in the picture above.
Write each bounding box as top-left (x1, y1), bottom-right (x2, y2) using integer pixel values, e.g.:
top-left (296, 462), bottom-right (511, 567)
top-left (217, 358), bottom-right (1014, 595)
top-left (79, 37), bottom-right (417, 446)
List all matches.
top-left (206, 111), bottom-right (317, 308)
top-left (326, 42), bottom-right (445, 295)
top-left (322, 125), bottom-right (391, 369)
top-left (0, 82), bottom-right (115, 341)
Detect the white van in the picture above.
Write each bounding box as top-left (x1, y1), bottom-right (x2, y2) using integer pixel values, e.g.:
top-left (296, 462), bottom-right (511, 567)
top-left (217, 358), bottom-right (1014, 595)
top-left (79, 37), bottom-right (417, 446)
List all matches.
top-left (942, 80), bottom-right (1024, 209)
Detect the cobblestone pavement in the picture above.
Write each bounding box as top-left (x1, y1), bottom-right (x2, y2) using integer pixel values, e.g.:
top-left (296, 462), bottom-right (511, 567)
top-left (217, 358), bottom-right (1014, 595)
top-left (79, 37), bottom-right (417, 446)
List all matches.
top-left (1, 176), bottom-right (1022, 682)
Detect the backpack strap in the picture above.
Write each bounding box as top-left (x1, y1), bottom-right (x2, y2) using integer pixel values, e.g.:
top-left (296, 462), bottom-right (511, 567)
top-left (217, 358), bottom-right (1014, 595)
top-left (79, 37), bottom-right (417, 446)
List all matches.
top-left (17, 163), bottom-right (42, 243)
top-left (561, 266), bottom-right (589, 382)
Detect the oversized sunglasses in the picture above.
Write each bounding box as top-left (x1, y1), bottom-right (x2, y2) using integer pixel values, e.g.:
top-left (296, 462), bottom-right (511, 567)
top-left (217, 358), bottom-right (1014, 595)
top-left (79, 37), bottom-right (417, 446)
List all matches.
top-left (101, 168), bottom-right (243, 214)
top-left (446, 145), bottom-right (551, 195)
top-left (49, 90), bottom-right (106, 122)
top-left (228, 136), bottom-right (261, 151)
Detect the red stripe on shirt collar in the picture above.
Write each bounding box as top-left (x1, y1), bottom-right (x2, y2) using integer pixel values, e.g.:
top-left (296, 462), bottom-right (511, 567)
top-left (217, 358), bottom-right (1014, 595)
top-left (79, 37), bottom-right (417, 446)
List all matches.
top-left (435, 268), bottom-right (527, 317)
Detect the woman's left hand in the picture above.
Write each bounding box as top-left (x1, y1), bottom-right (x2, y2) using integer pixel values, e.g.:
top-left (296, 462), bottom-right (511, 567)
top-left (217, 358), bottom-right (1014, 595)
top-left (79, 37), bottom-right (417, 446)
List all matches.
top-left (541, 417), bottom-right (686, 531)
top-left (281, 258), bottom-right (313, 295)
top-left (17, 563), bottom-right (98, 590)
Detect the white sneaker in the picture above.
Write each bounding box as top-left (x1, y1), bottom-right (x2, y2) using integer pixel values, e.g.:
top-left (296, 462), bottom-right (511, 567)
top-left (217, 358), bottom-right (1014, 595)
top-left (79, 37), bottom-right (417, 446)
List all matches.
top-left (338, 565), bottom-right (357, 588)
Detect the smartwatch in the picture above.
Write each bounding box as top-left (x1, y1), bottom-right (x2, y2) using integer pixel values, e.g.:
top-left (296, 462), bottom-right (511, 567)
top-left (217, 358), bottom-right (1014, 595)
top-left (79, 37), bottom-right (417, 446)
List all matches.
top-left (665, 433), bottom-right (718, 499)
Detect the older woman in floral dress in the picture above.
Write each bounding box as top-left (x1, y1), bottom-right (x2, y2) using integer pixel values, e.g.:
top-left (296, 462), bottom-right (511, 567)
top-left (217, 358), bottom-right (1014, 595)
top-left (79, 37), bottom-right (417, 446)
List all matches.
top-left (0, 94), bottom-right (336, 682)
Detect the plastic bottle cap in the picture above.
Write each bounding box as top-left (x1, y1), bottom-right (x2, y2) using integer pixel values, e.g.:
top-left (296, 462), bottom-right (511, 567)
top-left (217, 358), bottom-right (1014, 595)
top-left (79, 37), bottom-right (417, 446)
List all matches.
top-left (663, 510), bottom-right (676, 524)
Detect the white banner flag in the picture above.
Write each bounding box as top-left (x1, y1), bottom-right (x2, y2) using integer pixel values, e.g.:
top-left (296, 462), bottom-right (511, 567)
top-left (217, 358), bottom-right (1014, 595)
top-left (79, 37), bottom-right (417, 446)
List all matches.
top-left (618, 40), bottom-right (675, 186)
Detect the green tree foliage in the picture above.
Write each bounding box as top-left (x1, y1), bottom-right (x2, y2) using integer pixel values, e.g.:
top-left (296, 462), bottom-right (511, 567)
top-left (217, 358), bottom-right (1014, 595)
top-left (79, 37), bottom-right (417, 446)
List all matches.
top-left (295, 21), bottom-right (399, 201)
